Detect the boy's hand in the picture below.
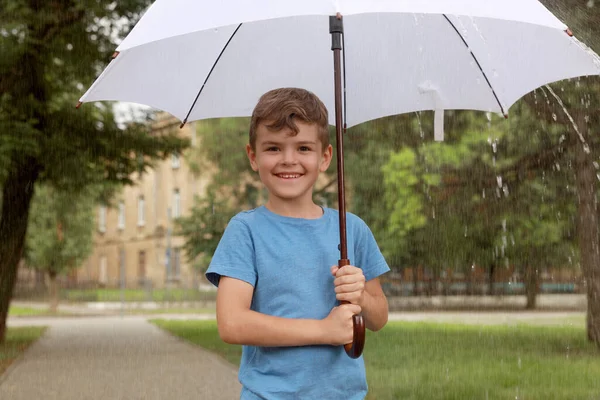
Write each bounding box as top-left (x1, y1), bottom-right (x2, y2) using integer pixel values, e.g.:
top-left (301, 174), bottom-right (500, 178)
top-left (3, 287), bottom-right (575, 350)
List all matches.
top-left (322, 304), bottom-right (362, 345)
top-left (331, 265), bottom-right (366, 307)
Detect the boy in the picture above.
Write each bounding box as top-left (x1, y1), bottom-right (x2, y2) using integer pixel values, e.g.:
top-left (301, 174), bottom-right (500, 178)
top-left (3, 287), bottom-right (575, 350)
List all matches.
top-left (206, 88), bottom-right (390, 399)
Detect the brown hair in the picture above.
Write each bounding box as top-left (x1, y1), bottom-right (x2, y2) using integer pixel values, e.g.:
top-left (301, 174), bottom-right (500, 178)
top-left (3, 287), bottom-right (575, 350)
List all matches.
top-left (249, 88), bottom-right (329, 150)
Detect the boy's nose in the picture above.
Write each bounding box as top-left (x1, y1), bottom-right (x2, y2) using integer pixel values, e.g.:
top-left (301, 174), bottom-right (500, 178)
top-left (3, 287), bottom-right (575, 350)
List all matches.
top-left (281, 150), bottom-right (298, 165)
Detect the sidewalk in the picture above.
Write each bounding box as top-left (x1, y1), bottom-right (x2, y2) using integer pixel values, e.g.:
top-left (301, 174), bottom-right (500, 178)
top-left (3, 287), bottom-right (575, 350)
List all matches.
top-left (1, 316), bottom-right (241, 400)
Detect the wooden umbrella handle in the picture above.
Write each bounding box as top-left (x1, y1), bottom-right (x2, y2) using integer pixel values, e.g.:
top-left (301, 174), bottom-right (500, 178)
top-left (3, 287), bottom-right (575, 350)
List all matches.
top-left (343, 310), bottom-right (365, 359)
top-left (339, 259), bottom-right (365, 359)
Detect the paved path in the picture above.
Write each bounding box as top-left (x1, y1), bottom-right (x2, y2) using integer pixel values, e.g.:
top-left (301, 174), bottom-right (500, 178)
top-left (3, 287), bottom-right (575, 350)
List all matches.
top-left (1, 316), bottom-right (241, 400)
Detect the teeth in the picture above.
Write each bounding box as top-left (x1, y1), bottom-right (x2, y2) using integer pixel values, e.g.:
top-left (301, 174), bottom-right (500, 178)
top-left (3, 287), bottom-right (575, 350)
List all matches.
top-left (278, 174), bottom-right (300, 179)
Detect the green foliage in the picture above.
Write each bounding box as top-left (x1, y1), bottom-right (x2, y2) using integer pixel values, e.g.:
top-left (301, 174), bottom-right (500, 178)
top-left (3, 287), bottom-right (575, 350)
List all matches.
top-left (176, 191), bottom-right (237, 272)
top-left (175, 119), bottom-right (255, 271)
top-left (24, 184), bottom-right (98, 275)
top-left (0, 0), bottom-right (190, 189)
top-left (382, 148), bottom-right (428, 252)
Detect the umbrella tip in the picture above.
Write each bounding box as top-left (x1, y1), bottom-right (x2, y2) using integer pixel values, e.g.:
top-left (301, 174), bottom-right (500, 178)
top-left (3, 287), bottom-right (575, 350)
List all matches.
top-left (565, 28), bottom-right (573, 37)
top-left (336, 12), bottom-right (342, 20)
top-left (179, 120), bottom-right (186, 129)
top-left (112, 51), bottom-right (120, 59)
top-left (503, 113), bottom-right (508, 119)
top-left (76, 101), bottom-right (82, 109)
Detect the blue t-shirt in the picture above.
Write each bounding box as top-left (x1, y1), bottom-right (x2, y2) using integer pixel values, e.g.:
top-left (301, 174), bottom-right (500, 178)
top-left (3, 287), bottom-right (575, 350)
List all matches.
top-left (206, 206), bottom-right (390, 400)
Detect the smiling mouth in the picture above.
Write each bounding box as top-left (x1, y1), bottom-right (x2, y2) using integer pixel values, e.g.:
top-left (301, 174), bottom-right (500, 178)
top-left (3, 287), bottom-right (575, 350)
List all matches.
top-left (276, 173), bottom-right (302, 179)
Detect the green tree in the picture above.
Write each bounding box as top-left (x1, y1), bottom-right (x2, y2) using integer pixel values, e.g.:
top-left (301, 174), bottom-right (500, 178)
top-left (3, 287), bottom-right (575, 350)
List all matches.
top-left (24, 184), bottom-right (98, 312)
top-left (176, 191), bottom-right (237, 273)
top-left (0, 0), bottom-right (189, 343)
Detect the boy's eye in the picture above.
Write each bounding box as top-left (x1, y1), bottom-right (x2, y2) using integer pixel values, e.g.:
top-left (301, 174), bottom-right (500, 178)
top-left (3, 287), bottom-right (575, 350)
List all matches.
top-left (299, 146), bottom-right (311, 152)
top-left (266, 146), bottom-right (279, 152)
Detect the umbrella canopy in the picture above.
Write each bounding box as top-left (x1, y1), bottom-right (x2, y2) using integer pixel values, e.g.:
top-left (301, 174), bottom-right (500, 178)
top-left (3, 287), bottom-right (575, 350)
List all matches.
top-left (80, 0), bottom-right (600, 129)
top-left (78, 0), bottom-right (600, 360)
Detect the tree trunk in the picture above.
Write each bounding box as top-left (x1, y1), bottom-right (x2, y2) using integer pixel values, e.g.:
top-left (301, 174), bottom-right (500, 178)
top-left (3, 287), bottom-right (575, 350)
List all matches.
top-left (412, 266), bottom-right (419, 296)
top-left (488, 263), bottom-right (496, 296)
top-left (525, 264), bottom-right (539, 310)
top-left (573, 112), bottom-right (600, 347)
top-left (48, 271), bottom-right (59, 313)
top-left (467, 267), bottom-right (475, 296)
top-left (0, 162), bottom-right (40, 343)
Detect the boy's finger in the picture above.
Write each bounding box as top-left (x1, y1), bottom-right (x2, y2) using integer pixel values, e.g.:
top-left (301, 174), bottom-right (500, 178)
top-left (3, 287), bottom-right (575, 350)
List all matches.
top-left (330, 266), bottom-right (339, 276)
top-left (335, 265), bottom-right (360, 277)
top-left (335, 271), bottom-right (365, 284)
top-left (344, 304), bottom-right (361, 315)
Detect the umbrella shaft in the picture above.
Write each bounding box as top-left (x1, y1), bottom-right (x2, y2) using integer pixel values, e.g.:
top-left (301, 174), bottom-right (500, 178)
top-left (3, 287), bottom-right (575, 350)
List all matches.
top-left (330, 16), bottom-right (348, 262)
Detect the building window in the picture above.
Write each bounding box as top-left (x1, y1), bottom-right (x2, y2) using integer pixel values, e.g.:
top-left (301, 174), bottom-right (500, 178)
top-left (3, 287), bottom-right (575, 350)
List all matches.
top-left (173, 189), bottom-right (181, 218)
top-left (98, 206), bottom-right (106, 233)
top-left (137, 195), bottom-right (145, 226)
top-left (118, 201), bottom-right (125, 230)
top-left (99, 256), bottom-right (108, 285)
top-left (171, 153), bottom-right (180, 169)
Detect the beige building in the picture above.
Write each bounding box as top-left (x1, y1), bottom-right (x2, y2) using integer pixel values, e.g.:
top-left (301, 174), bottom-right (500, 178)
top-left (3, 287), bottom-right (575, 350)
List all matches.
top-left (78, 113), bottom-right (209, 289)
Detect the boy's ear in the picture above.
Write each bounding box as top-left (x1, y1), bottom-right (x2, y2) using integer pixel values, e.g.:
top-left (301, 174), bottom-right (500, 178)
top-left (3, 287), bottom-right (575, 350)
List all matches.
top-left (319, 144), bottom-right (333, 172)
top-left (246, 144), bottom-right (259, 171)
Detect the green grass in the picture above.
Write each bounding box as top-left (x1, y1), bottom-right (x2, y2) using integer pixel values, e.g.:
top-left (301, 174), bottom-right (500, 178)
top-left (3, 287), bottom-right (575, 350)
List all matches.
top-left (365, 322), bottom-right (600, 400)
top-left (151, 319), bottom-right (600, 400)
top-left (0, 327), bottom-right (46, 375)
top-left (122, 307), bottom-right (215, 315)
top-left (61, 288), bottom-right (216, 302)
top-left (8, 306), bottom-right (66, 317)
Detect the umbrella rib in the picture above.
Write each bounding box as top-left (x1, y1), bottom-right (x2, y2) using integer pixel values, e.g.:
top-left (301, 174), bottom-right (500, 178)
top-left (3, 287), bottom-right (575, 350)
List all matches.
top-left (180, 23), bottom-right (243, 128)
top-left (442, 15), bottom-right (507, 116)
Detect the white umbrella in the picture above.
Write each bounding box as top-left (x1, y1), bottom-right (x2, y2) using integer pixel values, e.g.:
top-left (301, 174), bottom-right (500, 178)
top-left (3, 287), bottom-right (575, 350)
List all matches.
top-left (79, 0), bottom-right (600, 131)
top-left (78, 0), bottom-right (600, 358)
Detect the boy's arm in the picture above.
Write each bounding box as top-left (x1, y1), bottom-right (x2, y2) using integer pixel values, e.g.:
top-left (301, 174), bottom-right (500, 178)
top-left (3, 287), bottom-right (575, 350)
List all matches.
top-left (216, 276), bottom-right (360, 347)
top-left (360, 278), bottom-right (389, 332)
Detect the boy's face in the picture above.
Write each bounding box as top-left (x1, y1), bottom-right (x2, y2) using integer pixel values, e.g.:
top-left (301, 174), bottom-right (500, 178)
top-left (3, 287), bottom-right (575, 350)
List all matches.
top-left (246, 120), bottom-right (332, 206)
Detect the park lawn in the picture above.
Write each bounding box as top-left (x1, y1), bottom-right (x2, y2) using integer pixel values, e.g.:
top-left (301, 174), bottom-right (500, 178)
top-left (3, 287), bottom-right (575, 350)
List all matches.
top-left (8, 306), bottom-right (67, 317)
top-left (62, 288), bottom-right (216, 302)
top-left (122, 307), bottom-right (215, 315)
top-left (0, 327), bottom-right (46, 376)
top-left (151, 319), bottom-right (600, 400)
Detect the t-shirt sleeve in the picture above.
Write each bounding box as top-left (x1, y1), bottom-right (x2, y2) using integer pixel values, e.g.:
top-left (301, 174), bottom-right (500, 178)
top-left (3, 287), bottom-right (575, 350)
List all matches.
top-left (205, 217), bottom-right (257, 288)
top-left (353, 216), bottom-right (390, 282)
